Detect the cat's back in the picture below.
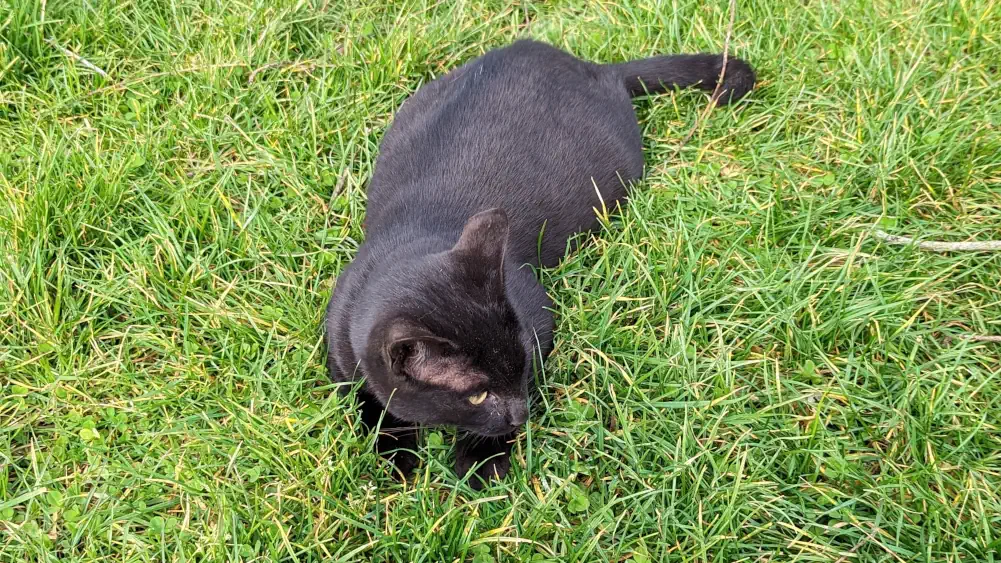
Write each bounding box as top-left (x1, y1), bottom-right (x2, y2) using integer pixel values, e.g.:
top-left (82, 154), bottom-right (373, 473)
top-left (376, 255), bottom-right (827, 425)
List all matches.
top-left (364, 40), bottom-right (643, 242)
top-left (379, 40), bottom-right (620, 152)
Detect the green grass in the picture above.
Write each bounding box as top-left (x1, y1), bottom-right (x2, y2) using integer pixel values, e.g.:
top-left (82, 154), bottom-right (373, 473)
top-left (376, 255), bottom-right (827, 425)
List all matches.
top-left (2, 0), bottom-right (1001, 561)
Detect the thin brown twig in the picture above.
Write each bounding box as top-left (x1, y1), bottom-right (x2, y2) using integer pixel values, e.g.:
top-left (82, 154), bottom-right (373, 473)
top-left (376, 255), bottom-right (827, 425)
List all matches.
top-left (333, 169), bottom-right (348, 196)
top-left (248, 60), bottom-right (319, 83)
top-left (322, 169), bottom-right (349, 214)
top-left (874, 230), bottom-right (1001, 252)
top-left (86, 63), bottom-right (249, 97)
top-left (673, 0), bottom-right (736, 155)
top-left (248, 61), bottom-right (287, 83)
top-left (833, 526), bottom-right (881, 563)
top-left (709, 0), bottom-right (737, 106)
top-left (961, 335), bottom-right (1001, 343)
top-left (45, 38), bottom-right (109, 78)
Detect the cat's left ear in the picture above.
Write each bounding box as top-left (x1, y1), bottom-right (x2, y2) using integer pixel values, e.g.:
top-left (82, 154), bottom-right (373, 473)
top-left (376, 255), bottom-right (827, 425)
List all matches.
top-left (383, 319), bottom-right (487, 393)
top-left (452, 208), bottom-right (509, 297)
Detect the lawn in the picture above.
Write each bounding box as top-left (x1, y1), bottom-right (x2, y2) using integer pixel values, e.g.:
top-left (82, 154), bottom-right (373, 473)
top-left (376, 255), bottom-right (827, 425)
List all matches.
top-left (2, 0), bottom-right (1001, 561)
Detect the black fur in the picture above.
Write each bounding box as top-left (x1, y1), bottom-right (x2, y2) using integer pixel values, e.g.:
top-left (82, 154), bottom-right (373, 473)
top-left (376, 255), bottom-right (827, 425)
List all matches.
top-left (326, 39), bottom-right (754, 487)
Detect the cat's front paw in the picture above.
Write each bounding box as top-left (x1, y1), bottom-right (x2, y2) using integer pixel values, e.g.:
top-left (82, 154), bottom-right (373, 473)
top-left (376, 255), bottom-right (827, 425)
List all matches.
top-left (455, 434), bottom-right (515, 489)
top-left (384, 448), bottom-right (420, 477)
top-left (376, 430), bottom-right (420, 478)
top-left (456, 449), bottom-right (510, 489)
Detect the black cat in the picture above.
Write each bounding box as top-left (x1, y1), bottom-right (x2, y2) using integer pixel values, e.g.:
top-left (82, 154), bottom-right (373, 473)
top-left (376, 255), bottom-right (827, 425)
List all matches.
top-left (326, 39), bottom-right (754, 487)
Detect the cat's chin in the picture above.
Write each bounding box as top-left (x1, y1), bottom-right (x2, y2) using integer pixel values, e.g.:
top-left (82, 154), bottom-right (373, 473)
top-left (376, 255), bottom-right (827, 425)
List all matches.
top-left (461, 426), bottom-right (520, 438)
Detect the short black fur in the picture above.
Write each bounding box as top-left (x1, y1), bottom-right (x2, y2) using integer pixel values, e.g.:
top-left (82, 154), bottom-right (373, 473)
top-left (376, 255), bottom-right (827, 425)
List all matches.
top-left (326, 39), bottom-right (754, 487)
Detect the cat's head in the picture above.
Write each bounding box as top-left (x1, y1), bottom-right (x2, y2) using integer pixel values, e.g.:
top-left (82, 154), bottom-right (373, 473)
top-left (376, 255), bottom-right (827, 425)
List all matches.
top-left (361, 209), bottom-right (534, 437)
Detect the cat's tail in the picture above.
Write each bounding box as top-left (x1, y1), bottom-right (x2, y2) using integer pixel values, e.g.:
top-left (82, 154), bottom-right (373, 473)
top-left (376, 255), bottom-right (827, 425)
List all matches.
top-left (607, 53), bottom-right (755, 104)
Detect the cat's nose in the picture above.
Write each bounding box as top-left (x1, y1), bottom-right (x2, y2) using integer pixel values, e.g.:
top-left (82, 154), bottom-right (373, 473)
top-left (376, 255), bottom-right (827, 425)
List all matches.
top-left (506, 400), bottom-right (528, 427)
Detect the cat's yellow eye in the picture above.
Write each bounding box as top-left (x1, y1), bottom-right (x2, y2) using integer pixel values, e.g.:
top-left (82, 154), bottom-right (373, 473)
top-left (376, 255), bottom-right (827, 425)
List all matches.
top-left (467, 391), bottom-right (488, 405)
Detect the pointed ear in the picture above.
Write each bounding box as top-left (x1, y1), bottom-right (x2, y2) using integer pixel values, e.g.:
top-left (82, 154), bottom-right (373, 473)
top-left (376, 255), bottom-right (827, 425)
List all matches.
top-left (452, 208), bottom-right (509, 297)
top-left (383, 320), bottom-right (487, 393)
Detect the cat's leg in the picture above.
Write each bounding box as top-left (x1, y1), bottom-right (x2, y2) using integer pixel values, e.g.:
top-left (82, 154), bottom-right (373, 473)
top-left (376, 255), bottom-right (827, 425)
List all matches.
top-left (455, 433), bottom-right (516, 489)
top-left (357, 389), bottom-right (420, 476)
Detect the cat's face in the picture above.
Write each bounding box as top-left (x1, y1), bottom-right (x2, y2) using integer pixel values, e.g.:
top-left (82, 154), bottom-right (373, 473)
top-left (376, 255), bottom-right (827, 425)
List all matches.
top-left (361, 209), bottom-right (534, 436)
